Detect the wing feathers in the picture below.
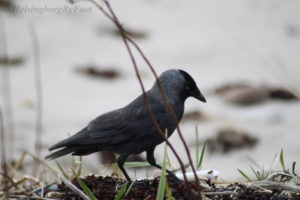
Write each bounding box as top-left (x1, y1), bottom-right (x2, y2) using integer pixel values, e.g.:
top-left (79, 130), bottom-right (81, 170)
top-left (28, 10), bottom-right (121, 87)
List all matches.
top-left (46, 101), bottom-right (167, 159)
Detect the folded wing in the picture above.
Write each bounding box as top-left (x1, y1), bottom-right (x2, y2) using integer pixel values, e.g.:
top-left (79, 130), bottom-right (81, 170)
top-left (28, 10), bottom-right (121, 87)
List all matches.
top-left (46, 102), bottom-right (167, 159)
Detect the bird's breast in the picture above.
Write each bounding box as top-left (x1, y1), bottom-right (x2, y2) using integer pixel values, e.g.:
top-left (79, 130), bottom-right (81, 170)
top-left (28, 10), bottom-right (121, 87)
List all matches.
top-left (163, 102), bottom-right (184, 135)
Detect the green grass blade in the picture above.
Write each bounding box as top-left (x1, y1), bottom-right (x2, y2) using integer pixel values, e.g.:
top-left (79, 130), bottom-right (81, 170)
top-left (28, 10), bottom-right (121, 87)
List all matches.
top-left (280, 149), bottom-right (286, 172)
top-left (114, 183), bottom-right (128, 200)
top-left (195, 125), bottom-right (199, 169)
top-left (237, 168), bottom-right (251, 182)
top-left (197, 141), bottom-right (206, 169)
top-left (165, 181), bottom-right (172, 200)
top-left (156, 158), bottom-right (166, 199)
top-left (72, 170), bottom-right (97, 200)
top-left (124, 182), bottom-right (134, 197)
top-left (267, 152), bottom-right (278, 175)
top-left (250, 166), bottom-right (260, 180)
top-left (55, 160), bottom-right (69, 179)
top-left (156, 129), bottom-right (168, 200)
top-left (262, 165), bottom-right (265, 179)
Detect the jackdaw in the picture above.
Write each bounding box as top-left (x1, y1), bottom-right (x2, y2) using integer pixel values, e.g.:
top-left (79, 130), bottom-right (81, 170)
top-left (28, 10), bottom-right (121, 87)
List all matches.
top-left (46, 69), bottom-right (206, 183)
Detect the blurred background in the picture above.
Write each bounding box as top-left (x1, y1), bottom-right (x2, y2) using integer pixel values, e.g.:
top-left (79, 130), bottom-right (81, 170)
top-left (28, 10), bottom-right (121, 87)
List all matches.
top-left (0, 0), bottom-right (300, 181)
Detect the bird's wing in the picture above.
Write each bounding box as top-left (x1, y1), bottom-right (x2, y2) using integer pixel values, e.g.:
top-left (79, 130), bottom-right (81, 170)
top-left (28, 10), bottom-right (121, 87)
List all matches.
top-left (81, 103), bottom-right (167, 145)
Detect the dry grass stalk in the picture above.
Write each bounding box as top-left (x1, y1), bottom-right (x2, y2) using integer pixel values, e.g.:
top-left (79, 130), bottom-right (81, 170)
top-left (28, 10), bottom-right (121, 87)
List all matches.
top-left (248, 181), bottom-right (300, 193)
top-left (12, 151), bottom-right (58, 177)
top-left (60, 175), bottom-right (90, 200)
top-left (0, 108), bottom-right (8, 197)
top-left (1, 151), bottom-right (58, 192)
top-left (28, 23), bottom-right (44, 170)
top-left (0, 11), bottom-right (15, 165)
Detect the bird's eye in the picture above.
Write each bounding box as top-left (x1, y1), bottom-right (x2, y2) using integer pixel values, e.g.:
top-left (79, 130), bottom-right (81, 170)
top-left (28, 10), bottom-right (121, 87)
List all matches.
top-left (185, 86), bottom-right (190, 90)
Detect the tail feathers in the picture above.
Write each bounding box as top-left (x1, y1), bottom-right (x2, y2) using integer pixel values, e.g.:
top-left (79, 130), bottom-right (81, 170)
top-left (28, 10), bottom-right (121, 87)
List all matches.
top-left (49, 128), bottom-right (88, 151)
top-left (45, 146), bottom-right (78, 160)
top-left (49, 139), bottom-right (74, 151)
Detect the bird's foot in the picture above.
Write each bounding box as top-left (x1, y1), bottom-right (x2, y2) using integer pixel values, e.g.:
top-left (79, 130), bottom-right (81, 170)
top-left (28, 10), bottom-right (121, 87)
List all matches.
top-left (166, 170), bottom-right (184, 185)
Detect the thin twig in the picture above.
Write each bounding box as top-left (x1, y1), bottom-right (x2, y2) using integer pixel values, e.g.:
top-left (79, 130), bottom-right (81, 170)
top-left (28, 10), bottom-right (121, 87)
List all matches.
top-left (28, 23), bottom-right (43, 164)
top-left (13, 175), bottom-right (40, 186)
top-left (125, 34), bottom-right (203, 197)
top-left (88, 0), bottom-right (197, 197)
top-left (0, 172), bottom-right (17, 189)
top-left (267, 171), bottom-right (300, 182)
top-left (6, 175), bottom-right (46, 191)
top-left (24, 151), bottom-right (58, 175)
top-left (11, 151), bottom-right (26, 178)
top-left (0, 10), bottom-right (15, 166)
top-left (11, 151), bottom-right (58, 179)
top-left (0, 107), bottom-right (8, 195)
top-left (103, 0), bottom-right (201, 197)
top-left (109, 4), bottom-right (198, 199)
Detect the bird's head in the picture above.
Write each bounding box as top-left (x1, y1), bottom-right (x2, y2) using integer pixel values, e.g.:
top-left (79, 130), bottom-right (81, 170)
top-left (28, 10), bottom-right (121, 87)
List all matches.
top-left (178, 69), bottom-right (206, 102)
top-left (154, 69), bottom-right (206, 103)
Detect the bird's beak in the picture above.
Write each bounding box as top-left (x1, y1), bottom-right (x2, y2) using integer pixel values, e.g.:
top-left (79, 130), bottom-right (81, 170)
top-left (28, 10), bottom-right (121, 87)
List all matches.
top-left (191, 88), bottom-right (206, 103)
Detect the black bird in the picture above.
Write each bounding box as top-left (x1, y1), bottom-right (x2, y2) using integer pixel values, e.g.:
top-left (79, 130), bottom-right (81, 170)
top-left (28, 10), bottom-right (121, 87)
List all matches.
top-left (46, 69), bottom-right (206, 183)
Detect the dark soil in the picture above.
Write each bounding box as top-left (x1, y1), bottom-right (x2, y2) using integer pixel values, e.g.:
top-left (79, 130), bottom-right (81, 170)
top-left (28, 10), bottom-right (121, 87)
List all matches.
top-left (204, 183), bottom-right (300, 200)
top-left (4, 174), bottom-right (300, 200)
top-left (57, 175), bottom-right (188, 200)
top-left (50, 175), bottom-right (300, 200)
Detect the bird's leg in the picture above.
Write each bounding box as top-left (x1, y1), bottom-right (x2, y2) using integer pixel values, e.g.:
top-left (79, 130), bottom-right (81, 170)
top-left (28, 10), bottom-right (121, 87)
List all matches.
top-left (117, 154), bottom-right (132, 184)
top-left (146, 148), bottom-right (183, 184)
